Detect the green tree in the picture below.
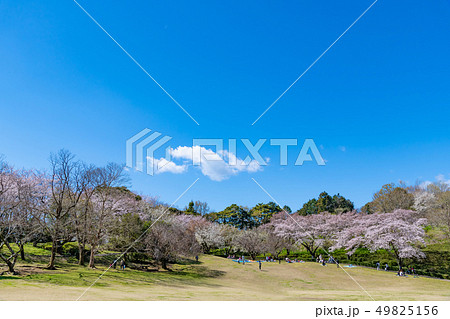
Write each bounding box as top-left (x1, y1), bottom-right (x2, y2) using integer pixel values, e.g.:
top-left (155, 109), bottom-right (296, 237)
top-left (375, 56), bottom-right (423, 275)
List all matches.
top-left (297, 192), bottom-right (354, 215)
top-left (220, 204), bottom-right (253, 229)
top-left (282, 205), bottom-right (292, 214)
top-left (184, 201), bottom-right (200, 216)
top-left (298, 198), bottom-right (318, 216)
top-left (361, 201), bottom-right (375, 214)
top-left (250, 202), bottom-right (282, 226)
top-left (331, 193), bottom-right (354, 214)
top-left (317, 192), bottom-right (334, 213)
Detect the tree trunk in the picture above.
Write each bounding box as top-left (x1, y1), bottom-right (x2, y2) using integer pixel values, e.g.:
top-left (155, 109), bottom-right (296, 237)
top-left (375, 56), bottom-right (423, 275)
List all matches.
top-left (0, 254), bottom-right (18, 275)
top-left (302, 243), bottom-right (316, 259)
top-left (161, 259), bottom-right (168, 270)
top-left (6, 258), bottom-right (17, 274)
top-left (2, 258), bottom-right (17, 274)
top-left (78, 242), bottom-right (85, 266)
top-left (19, 243), bottom-right (25, 261)
top-left (88, 246), bottom-right (96, 268)
top-left (46, 240), bottom-right (57, 269)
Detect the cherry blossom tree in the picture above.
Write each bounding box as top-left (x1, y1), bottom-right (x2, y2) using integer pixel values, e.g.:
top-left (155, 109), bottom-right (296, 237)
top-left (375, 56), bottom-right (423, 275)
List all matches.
top-left (332, 209), bottom-right (427, 269)
top-left (219, 224), bottom-right (239, 256)
top-left (413, 190), bottom-right (436, 217)
top-left (272, 212), bottom-right (336, 258)
top-left (0, 161), bottom-right (45, 273)
top-left (0, 160), bottom-right (20, 273)
top-left (194, 222), bottom-right (225, 253)
top-left (423, 182), bottom-right (450, 238)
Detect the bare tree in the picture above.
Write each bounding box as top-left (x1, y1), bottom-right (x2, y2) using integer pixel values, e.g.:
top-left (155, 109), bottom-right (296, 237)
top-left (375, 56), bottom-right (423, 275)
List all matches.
top-left (193, 201), bottom-right (210, 215)
top-left (44, 150), bottom-right (87, 269)
top-left (71, 164), bottom-right (97, 265)
top-left (260, 223), bottom-right (287, 259)
top-left (86, 163), bottom-right (131, 268)
top-left (143, 215), bottom-right (201, 269)
top-left (233, 228), bottom-right (267, 260)
top-left (371, 183), bottom-right (414, 213)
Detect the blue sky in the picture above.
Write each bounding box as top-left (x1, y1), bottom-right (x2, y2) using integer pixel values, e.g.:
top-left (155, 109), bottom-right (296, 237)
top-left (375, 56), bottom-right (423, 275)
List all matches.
top-left (1, 0), bottom-right (449, 212)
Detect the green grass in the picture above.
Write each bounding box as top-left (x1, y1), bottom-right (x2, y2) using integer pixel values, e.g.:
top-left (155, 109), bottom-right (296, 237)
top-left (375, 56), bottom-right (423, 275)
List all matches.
top-left (0, 243), bottom-right (51, 256)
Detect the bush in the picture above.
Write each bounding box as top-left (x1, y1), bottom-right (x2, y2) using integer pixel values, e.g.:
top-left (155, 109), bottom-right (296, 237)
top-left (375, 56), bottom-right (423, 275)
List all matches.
top-left (40, 242), bottom-right (53, 251)
top-left (62, 242), bottom-right (79, 257)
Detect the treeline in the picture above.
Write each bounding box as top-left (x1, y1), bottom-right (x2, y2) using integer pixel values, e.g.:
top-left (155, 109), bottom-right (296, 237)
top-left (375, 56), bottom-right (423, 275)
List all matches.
top-left (174, 192), bottom-right (354, 229)
top-left (169, 201), bottom-right (287, 229)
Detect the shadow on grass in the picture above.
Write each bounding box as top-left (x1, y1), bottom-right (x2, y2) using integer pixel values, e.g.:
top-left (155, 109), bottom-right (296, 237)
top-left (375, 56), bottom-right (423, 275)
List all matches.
top-left (97, 264), bottom-right (226, 289)
top-left (15, 258), bottom-right (226, 289)
top-left (170, 266), bottom-right (225, 279)
top-left (174, 257), bottom-right (202, 266)
top-left (0, 275), bottom-right (20, 280)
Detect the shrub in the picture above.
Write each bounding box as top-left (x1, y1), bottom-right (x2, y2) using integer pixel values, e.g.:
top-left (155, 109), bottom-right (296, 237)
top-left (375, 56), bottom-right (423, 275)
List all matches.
top-left (41, 242), bottom-right (53, 251)
top-left (62, 242), bottom-right (79, 257)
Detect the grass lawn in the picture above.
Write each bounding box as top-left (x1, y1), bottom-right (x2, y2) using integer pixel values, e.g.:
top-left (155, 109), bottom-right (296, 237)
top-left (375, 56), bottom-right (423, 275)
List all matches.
top-left (0, 243), bottom-right (51, 256)
top-left (0, 255), bottom-right (449, 301)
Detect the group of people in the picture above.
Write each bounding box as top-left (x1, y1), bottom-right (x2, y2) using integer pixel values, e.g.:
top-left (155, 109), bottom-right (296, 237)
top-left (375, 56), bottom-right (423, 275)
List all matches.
top-left (315, 254), bottom-right (340, 268)
top-left (396, 267), bottom-right (417, 277)
top-left (285, 257), bottom-right (305, 263)
top-left (233, 255), bottom-right (249, 264)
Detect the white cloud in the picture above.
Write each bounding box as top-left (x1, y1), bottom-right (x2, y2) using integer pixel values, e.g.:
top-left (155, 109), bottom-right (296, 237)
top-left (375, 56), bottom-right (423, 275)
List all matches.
top-left (419, 174), bottom-right (450, 189)
top-left (419, 181), bottom-right (432, 189)
top-left (147, 157), bottom-right (187, 174)
top-left (166, 145), bottom-right (264, 181)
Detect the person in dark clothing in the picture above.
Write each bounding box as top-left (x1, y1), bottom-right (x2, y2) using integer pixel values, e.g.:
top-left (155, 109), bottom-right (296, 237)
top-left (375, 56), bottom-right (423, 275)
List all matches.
top-left (335, 258), bottom-right (339, 268)
top-left (195, 255), bottom-right (199, 262)
top-left (258, 260), bottom-right (262, 271)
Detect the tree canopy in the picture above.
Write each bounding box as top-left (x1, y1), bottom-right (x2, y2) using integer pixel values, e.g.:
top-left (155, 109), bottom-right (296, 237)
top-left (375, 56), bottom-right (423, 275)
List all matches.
top-left (297, 192), bottom-right (354, 215)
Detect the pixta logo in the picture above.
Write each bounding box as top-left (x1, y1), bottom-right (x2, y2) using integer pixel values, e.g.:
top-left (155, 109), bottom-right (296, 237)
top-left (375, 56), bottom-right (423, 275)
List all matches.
top-left (126, 129), bottom-right (172, 176)
top-left (126, 129), bottom-right (325, 177)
